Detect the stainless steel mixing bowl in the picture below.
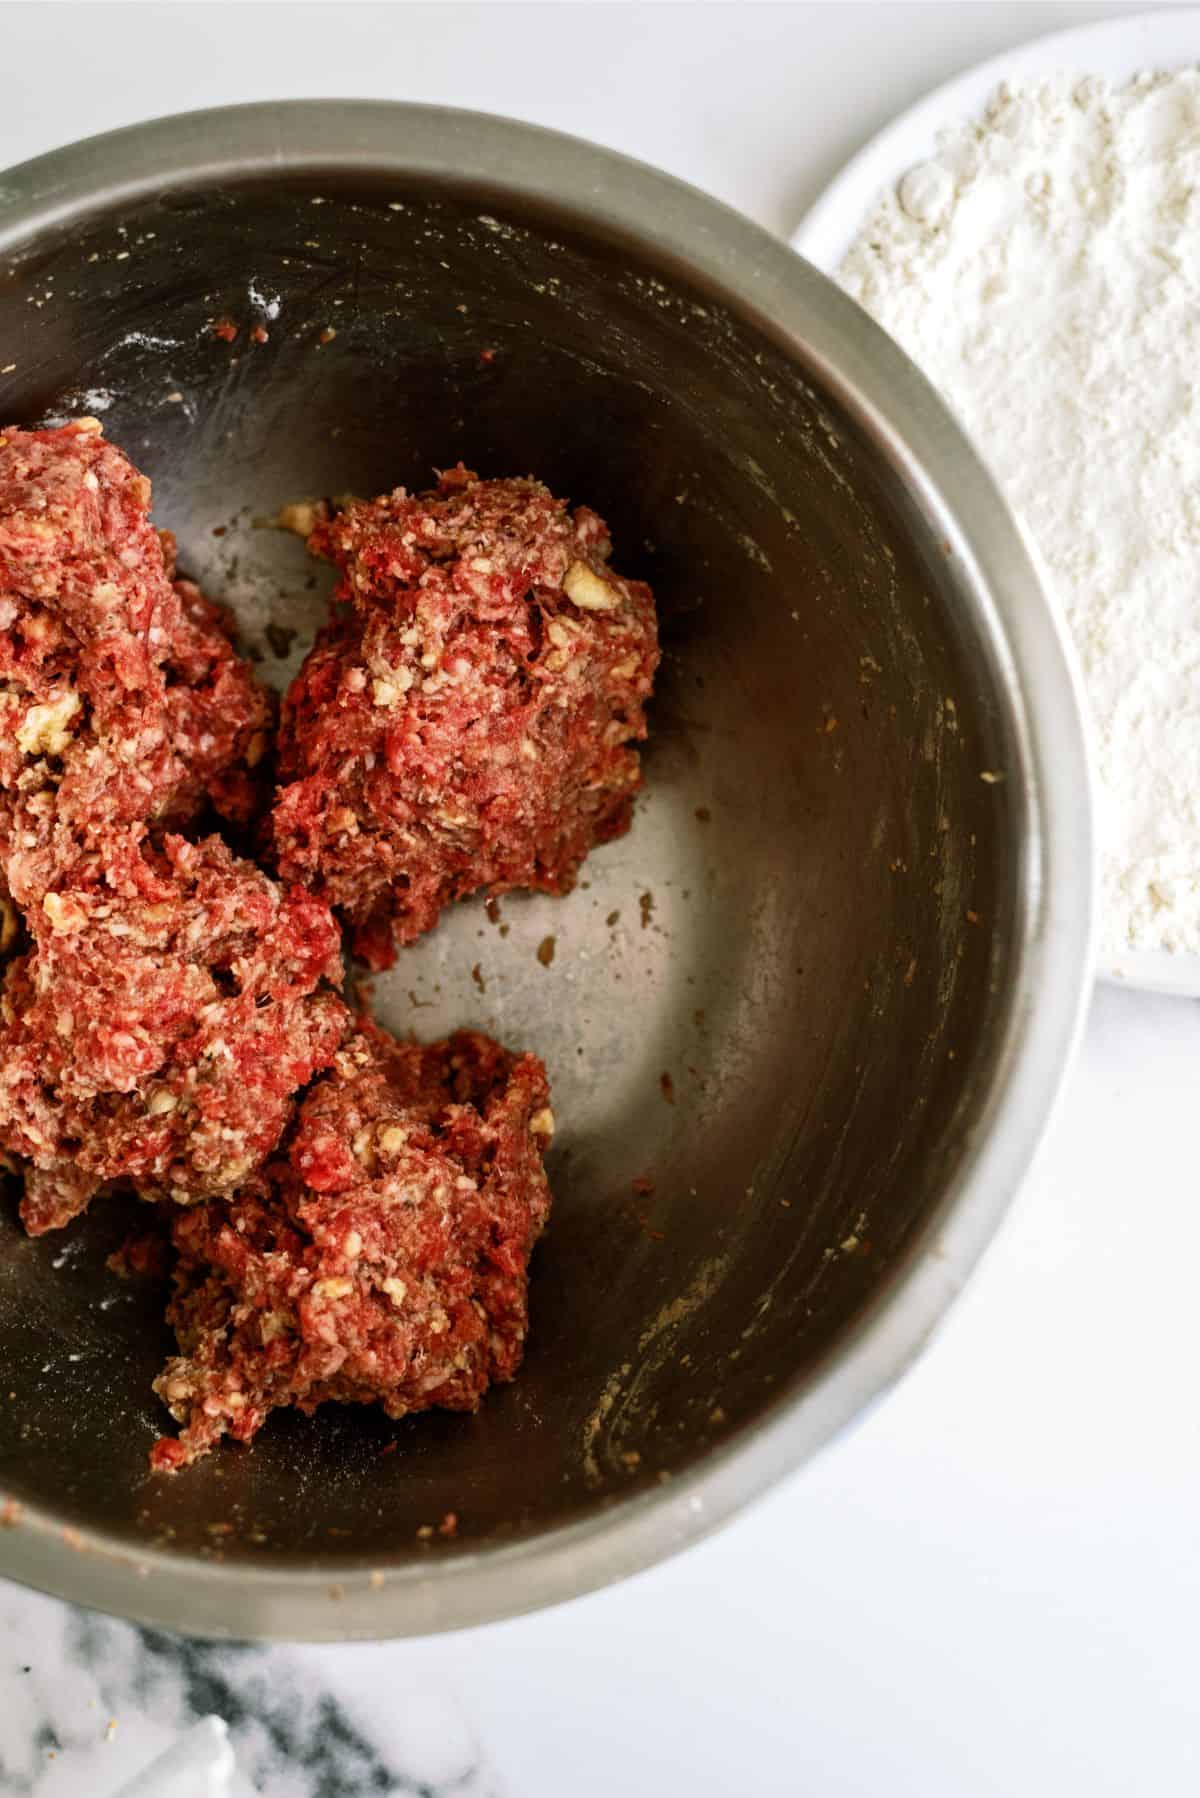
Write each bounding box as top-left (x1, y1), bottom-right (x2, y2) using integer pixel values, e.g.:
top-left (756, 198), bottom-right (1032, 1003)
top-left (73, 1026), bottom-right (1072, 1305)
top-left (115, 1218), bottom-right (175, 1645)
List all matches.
top-left (0, 102), bottom-right (1093, 1640)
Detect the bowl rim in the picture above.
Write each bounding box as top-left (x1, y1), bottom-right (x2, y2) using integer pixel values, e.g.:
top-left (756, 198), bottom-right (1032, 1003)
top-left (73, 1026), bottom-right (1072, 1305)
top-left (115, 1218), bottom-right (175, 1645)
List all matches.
top-left (0, 98), bottom-right (1095, 1641)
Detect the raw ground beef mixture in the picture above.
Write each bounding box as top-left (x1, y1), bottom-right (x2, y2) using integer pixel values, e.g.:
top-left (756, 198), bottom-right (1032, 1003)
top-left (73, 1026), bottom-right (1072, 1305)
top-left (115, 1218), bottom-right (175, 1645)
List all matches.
top-left (0, 422), bottom-right (342, 1237)
top-left (272, 467), bottom-right (659, 967)
top-left (0, 828), bottom-right (348, 1235)
top-left (0, 420), bottom-right (269, 909)
top-left (151, 1025), bottom-right (554, 1468)
top-left (0, 423), bottom-right (654, 1468)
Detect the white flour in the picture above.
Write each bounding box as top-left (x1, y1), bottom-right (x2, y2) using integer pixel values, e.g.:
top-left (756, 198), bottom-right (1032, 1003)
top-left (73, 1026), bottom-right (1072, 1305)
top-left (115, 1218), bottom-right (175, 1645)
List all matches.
top-left (841, 70), bottom-right (1200, 961)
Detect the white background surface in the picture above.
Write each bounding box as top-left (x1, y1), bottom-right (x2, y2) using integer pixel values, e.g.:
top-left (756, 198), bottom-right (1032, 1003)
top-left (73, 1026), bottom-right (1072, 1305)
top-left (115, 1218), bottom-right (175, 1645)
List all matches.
top-left (4, 5), bottom-right (1199, 1795)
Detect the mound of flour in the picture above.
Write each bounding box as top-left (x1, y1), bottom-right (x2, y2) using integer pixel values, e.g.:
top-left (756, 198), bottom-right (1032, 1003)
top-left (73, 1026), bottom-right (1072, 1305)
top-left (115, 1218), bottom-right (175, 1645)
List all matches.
top-left (841, 70), bottom-right (1200, 962)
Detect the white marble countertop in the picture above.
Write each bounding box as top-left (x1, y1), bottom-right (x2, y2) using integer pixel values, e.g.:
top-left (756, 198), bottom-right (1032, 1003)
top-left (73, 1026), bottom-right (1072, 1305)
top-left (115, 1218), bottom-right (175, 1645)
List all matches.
top-left (4, 4), bottom-right (1198, 1794)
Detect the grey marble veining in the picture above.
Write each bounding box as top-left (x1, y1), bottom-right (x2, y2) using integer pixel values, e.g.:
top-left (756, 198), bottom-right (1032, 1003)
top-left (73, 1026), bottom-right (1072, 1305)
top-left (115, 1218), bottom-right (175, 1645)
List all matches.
top-left (0, 1583), bottom-right (504, 1798)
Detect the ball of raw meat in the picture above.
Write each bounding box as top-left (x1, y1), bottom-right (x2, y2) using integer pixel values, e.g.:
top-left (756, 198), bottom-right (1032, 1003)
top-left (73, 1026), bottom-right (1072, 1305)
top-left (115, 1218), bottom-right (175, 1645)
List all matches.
top-left (272, 468), bottom-right (658, 967)
top-left (0, 422), bottom-right (270, 906)
top-left (0, 829), bottom-right (348, 1235)
top-left (150, 1022), bottom-right (554, 1468)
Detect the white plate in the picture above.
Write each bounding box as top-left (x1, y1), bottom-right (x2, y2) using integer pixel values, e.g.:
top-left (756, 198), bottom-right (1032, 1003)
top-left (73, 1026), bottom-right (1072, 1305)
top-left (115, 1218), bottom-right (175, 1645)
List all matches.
top-left (792, 8), bottom-right (1200, 998)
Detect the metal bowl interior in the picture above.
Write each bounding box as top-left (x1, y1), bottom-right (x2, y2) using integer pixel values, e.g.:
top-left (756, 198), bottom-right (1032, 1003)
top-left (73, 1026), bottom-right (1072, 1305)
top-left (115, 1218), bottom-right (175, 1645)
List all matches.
top-left (0, 104), bottom-right (1092, 1639)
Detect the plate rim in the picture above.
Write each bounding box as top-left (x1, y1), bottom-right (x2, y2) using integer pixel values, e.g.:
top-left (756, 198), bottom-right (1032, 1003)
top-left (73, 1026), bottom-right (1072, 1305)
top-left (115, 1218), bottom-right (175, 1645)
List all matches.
top-left (792, 7), bottom-right (1200, 268)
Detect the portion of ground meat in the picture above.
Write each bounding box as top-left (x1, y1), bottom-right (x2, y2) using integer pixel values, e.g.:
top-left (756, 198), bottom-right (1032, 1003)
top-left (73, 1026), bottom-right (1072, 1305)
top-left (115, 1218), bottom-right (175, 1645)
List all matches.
top-left (162, 575), bottom-right (273, 831)
top-left (0, 417), bottom-right (172, 683)
top-left (0, 420), bottom-right (299, 1235)
top-left (0, 429), bottom-right (588, 1472)
top-left (0, 829), bottom-right (348, 1235)
top-left (0, 421), bottom-right (270, 907)
top-left (150, 1023), bottom-right (554, 1469)
top-left (272, 467), bottom-right (658, 967)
